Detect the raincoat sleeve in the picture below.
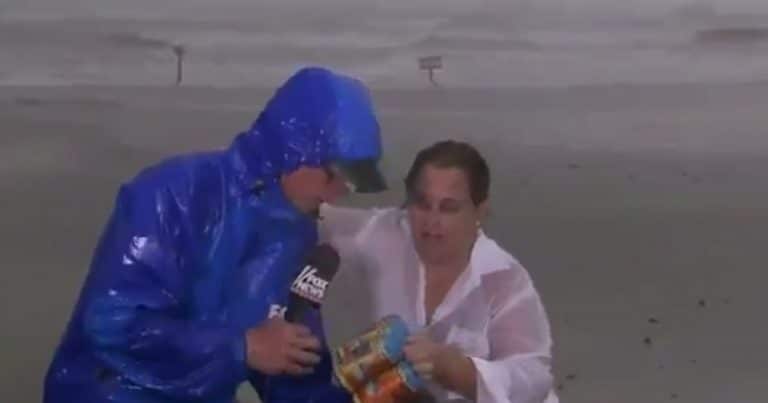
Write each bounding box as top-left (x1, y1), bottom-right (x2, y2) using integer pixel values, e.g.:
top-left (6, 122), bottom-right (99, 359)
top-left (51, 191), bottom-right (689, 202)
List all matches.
top-left (469, 266), bottom-right (555, 403)
top-left (81, 182), bottom-right (249, 400)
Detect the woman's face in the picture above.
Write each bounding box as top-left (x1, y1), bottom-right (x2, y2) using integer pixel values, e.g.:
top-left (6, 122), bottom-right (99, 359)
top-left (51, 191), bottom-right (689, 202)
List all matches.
top-left (406, 164), bottom-right (487, 267)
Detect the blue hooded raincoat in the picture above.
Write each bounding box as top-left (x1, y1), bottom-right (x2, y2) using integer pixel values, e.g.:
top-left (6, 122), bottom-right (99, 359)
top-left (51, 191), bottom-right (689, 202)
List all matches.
top-left (44, 67), bottom-right (382, 403)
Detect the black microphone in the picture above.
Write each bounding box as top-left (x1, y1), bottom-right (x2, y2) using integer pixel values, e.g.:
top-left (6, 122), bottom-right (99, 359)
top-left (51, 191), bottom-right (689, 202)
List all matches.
top-left (284, 244), bottom-right (340, 323)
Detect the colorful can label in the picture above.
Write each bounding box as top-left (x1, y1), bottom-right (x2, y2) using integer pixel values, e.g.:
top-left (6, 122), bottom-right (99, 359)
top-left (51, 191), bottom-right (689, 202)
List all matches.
top-left (334, 315), bottom-right (410, 392)
top-left (353, 361), bottom-right (423, 403)
top-left (336, 316), bottom-right (407, 361)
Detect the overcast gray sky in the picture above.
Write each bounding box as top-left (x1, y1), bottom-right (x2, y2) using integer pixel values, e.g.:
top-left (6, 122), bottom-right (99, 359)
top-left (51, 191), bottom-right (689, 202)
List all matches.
top-left (3, 0), bottom-right (768, 20)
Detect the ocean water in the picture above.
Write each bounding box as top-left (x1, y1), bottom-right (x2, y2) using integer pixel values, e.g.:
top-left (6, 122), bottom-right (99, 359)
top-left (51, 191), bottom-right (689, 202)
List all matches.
top-left (3, 9), bottom-right (768, 88)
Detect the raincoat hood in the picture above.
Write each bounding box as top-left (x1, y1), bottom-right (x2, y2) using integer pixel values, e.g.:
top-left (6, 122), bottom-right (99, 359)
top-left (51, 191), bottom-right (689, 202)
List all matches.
top-left (228, 67), bottom-right (386, 193)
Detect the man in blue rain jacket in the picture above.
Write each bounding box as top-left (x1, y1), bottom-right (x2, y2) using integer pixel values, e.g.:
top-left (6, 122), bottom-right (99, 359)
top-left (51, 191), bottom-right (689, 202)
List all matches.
top-left (44, 67), bottom-right (387, 403)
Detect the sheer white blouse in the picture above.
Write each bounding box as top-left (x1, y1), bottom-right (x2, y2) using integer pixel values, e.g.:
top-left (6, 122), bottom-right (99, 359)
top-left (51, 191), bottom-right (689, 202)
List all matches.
top-left (319, 205), bottom-right (558, 403)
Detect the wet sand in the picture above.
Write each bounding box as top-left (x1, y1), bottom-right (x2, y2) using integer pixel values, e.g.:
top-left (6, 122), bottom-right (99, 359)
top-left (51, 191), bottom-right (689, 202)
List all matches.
top-left (2, 82), bottom-right (767, 403)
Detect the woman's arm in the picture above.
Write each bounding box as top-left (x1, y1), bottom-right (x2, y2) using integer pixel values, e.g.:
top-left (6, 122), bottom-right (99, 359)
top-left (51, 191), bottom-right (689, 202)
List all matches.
top-left (439, 345), bottom-right (478, 398)
top-left (469, 268), bottom-right (555, 403)
top-left (318, 203), bottom-right (377, 242)
top-left (405, 267), bottom-right (555, 403)
top-left (317, 203), bottom-right (380, 277)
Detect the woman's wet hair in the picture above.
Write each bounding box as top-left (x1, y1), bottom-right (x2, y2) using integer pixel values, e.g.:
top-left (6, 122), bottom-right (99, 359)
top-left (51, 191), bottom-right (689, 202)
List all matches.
top-left (404, 140), bottom-right (490, 206)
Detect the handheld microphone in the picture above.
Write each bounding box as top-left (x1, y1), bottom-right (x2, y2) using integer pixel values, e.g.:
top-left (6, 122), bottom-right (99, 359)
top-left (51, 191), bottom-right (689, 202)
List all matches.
top-left (284, 243), bottom-right (340, 323)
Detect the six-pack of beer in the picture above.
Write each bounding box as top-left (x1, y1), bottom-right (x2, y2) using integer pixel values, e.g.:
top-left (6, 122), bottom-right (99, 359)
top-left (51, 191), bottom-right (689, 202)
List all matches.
top-left (333, 315), bottom-right (425, 403)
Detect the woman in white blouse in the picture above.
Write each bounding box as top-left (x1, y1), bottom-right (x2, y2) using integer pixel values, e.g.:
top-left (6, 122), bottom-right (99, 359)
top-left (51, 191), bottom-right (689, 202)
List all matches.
top-left (319, 141), bottom-right (558, 403)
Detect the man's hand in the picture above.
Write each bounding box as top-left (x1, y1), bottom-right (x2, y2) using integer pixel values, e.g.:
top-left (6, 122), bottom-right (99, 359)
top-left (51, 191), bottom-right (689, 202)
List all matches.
top-left (245, 318), bottom-right (322, 376)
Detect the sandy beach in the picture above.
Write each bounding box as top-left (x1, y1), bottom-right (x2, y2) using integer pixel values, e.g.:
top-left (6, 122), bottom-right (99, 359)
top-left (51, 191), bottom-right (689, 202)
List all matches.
top-left (2, 81), bottom-right (767, 402)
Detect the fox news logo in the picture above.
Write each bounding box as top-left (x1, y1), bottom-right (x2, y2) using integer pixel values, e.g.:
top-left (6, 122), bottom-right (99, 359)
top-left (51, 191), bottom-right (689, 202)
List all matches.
top-left (290, 265), bottom-right (329, 303)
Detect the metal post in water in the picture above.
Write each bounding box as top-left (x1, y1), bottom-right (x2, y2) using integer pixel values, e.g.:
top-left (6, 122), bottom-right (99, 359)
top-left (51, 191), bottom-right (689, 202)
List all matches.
top-left (172, 45), bottom-right (186, 86)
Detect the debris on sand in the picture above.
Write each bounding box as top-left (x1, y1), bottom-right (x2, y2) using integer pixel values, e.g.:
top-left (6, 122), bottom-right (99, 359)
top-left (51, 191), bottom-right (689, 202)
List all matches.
top-left (643, 337), bottom-right (653, 347)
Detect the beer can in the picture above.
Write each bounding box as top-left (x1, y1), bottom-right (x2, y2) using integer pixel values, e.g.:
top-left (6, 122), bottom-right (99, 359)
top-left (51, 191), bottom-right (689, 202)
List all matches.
top-left (352, 361), bottom-right (425, 403)
top-left (336, 315), bottom-right (408, 361)
top-left (334, 315), bottom-right (409, 392)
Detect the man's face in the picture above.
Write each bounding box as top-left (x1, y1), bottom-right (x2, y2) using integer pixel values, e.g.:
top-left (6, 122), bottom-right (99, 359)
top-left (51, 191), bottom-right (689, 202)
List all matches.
top-left (281, 165), bottom-right (350, 215)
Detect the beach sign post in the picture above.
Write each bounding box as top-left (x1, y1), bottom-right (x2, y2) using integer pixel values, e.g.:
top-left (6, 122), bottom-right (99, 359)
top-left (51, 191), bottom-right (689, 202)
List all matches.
top-left (172, 44), bottom-right (186, 86)
top-left (418, 55), bottom-right (442, 86)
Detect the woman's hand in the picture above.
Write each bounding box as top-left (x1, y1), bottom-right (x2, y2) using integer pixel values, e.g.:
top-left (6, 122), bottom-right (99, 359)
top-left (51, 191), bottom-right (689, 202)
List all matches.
top-left (403, 333), bottom-right (477, 399)
top-left (403, 333), bottom-right (444, 380)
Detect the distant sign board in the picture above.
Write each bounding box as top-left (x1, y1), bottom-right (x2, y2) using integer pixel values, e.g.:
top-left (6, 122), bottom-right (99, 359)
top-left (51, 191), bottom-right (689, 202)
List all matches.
top-left (418, 56), bottom-right (443, 71)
